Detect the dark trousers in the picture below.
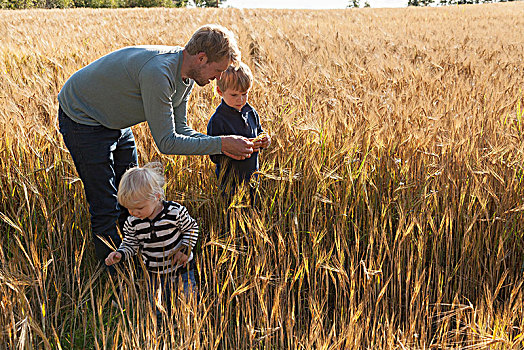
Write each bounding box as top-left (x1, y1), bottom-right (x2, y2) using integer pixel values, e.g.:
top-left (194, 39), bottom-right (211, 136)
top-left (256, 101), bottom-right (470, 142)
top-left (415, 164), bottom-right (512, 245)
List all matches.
top-left (58, 106), bottom-right (138, 264)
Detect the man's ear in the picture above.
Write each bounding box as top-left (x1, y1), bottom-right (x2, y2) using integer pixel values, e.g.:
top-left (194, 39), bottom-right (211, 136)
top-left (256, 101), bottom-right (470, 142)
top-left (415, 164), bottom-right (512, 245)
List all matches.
top-left (216, 86), bottom-right (224, 97)
top-left (197, 52), bottom-right (208, 64)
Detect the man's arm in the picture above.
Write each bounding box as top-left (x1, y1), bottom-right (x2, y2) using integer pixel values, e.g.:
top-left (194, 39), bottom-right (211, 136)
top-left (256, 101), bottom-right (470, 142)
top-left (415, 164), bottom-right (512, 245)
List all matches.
top-left (221, 136), bottom-right (254, 159)
top-left (173, 89), bottom-right (207, 139)
top-left (140, 61), bottom-right (254, 158)
top-left (174, 92), bottom-right (255, 159)
top-left (140, 61), bottom-right (222, 155)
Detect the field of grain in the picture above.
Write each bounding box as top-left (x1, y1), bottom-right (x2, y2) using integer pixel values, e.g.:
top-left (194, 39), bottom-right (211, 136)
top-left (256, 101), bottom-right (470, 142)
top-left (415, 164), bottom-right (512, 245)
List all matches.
top-left (1, 3), bottom-right (524, 349)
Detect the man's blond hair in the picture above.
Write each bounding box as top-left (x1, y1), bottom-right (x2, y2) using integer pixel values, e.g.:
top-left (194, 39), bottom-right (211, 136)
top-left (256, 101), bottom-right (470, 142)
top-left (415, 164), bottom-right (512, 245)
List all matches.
top-left (217, 62), bottom-right (253, 93)
top-left (185, 24), bottom-right (241, 65)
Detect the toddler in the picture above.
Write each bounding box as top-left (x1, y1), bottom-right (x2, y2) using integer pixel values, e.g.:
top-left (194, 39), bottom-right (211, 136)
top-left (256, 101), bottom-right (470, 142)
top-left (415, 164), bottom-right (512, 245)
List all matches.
top-left (105, 163), bottom-right (199, 325)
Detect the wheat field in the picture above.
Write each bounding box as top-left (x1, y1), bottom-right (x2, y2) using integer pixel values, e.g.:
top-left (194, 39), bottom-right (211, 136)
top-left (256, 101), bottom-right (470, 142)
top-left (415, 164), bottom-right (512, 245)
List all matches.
top-left (1, 3), bottom-right (524, 349)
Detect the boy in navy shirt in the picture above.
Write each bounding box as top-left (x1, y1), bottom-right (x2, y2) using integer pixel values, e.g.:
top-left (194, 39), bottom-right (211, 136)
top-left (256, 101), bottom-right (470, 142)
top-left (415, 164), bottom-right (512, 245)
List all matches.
top-left (207, 62), bottom-right (271, 202)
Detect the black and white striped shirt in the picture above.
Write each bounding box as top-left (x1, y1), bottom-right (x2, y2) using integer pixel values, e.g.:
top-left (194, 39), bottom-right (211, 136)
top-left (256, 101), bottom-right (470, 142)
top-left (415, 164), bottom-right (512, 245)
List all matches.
top-left (117, 201), bottom-right (199, 274)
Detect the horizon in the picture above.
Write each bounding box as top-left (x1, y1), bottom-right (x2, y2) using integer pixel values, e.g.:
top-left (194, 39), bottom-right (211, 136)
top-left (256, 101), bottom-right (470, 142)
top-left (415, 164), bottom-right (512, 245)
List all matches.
top-left (221, 0), bottom-right (407, 9)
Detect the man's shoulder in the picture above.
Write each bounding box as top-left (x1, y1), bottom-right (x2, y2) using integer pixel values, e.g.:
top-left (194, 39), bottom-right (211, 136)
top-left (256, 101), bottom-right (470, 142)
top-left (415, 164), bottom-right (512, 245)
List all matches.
top-left (134, 47), bottom-right (186, 91)
top-left (132, 46), bottom-right (183, 72)
top-left (132, 45), bottom-right (183, 54)
top-left (110, 45), bottom-right (182, 61)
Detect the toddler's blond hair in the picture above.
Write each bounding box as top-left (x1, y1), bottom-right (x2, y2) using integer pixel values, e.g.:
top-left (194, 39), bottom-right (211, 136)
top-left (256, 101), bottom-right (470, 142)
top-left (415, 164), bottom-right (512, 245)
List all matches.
top-left (217, 62), bottom-right (253, 93)
top-left (117, 163), bottom-right (165, 208)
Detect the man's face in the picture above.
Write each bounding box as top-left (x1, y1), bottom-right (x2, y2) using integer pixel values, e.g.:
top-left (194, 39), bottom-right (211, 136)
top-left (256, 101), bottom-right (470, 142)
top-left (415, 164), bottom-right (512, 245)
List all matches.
top-left (189, 54), bottom-right (230, 87)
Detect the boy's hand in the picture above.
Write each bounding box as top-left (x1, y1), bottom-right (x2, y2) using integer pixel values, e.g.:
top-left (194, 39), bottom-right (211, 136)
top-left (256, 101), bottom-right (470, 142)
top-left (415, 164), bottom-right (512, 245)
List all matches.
top-left (173, 250), bottom-right (189, 268)
top-left (221, 135), bottom-right (254, 160)
top-left (251, 133), bottom-right (271, 152)
top-left (105, 252), bottom-right (122, 266)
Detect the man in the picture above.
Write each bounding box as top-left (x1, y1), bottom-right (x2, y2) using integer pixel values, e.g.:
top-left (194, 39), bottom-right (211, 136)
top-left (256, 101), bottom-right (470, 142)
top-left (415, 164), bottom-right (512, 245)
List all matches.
top-left (57, 24), bottom-right (253, 266)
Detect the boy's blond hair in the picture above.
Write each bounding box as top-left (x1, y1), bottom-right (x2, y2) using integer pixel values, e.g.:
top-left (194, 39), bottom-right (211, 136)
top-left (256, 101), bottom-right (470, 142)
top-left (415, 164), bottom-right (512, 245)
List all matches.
top-left (185, 24), bottom-right (241, 66)
top-left (217, 62), bottom-right (253, 93)
top-left (117, 163), bottom-right (165, 208)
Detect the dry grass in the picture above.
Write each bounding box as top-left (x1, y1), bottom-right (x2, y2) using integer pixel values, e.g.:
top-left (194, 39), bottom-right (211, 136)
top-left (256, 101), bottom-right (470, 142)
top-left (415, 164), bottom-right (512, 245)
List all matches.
top-left (1, 3), bottom-right (524, 349)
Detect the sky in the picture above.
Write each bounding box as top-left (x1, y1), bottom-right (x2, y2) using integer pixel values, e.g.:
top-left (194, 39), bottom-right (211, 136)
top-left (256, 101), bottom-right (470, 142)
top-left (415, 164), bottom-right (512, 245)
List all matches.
top-left (223, 0), bottom-right (408, 9)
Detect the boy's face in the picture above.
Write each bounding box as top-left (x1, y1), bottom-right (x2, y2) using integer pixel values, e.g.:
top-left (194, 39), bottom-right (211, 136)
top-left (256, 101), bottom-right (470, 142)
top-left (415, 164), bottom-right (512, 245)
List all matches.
top-left (218, 87), bottom-right (250, 111)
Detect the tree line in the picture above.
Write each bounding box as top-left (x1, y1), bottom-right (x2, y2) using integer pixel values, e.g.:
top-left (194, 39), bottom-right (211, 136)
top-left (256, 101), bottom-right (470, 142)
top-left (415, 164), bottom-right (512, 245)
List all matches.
top-left (1, 0), bottom-right (221, 9)
top-left (1, 0), bottom-right (520, 15)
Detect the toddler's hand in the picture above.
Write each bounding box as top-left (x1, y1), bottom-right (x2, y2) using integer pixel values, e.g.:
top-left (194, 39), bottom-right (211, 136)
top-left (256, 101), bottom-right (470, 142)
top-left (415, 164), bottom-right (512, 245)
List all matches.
top-left (173, 250), bottom-right (189, 268)
top-left (105, 251), bottom-right (122, 266)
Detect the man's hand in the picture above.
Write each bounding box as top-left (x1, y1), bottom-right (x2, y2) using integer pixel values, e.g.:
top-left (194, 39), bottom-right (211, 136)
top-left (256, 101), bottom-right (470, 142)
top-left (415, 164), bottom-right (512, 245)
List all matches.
top-left (220, 135), bottom-right (254, 160)
top-left (105, 251), bottom-right (122, 266)
top-left (173, 250), bottom-right (189, 268)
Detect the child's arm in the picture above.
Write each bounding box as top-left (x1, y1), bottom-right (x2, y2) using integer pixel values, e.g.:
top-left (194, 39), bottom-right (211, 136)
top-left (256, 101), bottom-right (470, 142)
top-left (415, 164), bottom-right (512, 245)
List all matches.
top-left (104, 219), bottom-right (140, 266)
top-left (172, 204), bottom-right (199, 267)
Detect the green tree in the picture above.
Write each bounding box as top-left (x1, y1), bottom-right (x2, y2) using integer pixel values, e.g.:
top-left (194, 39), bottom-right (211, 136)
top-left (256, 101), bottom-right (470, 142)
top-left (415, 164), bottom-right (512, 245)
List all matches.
top-left (193, 0), bottom-right (221, 7)
top-left (347, 0), bottom-right (359, 7)
top-left (0, 0), bottom-right (35, 8)
top-left (1, 0), bottom-right (73, 8)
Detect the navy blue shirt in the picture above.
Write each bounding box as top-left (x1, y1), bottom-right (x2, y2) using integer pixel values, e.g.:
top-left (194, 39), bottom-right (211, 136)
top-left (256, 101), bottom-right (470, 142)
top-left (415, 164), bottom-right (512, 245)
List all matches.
top-left (207, 100), bottom-right (264, 186)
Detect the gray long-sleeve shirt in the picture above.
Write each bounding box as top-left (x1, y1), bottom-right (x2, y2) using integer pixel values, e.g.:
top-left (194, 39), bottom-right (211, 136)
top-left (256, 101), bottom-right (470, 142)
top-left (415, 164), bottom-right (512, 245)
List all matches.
top-left (57, 46), bottom-right (222, 155)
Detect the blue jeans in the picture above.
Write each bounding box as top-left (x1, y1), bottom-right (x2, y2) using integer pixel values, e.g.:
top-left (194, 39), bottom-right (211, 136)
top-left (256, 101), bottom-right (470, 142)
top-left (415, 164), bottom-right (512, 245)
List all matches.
top-left (58, 106), bottom-right (138, 264)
